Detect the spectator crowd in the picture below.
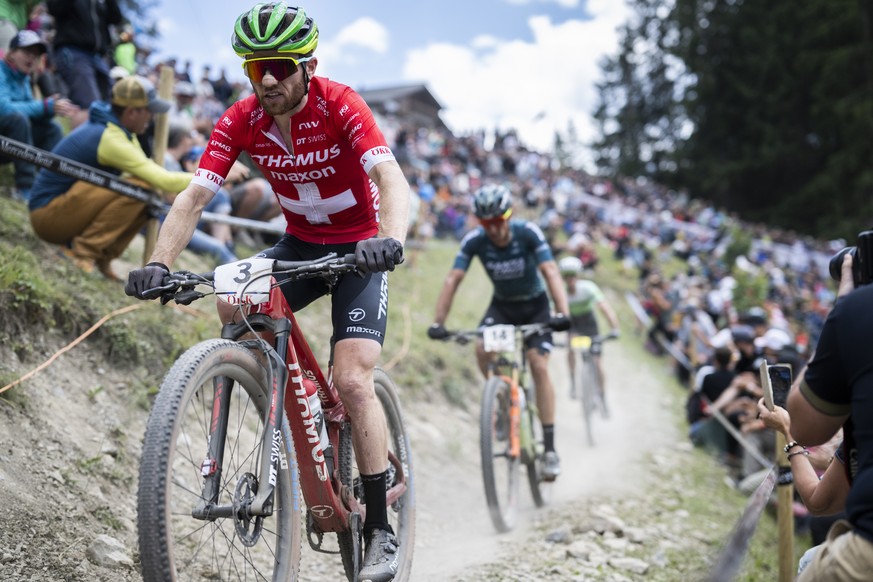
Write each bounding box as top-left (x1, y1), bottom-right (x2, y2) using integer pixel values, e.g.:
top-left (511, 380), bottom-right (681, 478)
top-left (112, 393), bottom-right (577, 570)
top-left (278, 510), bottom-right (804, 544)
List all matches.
top-left (0, 2), bottom-right (857, 576)
top-left (0, 1), bottom-right (281, 273)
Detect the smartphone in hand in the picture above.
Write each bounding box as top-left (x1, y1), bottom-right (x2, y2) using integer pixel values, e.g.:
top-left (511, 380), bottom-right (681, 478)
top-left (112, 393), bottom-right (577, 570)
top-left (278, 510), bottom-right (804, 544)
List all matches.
top-left (760, 362), bottom-right (793, 410)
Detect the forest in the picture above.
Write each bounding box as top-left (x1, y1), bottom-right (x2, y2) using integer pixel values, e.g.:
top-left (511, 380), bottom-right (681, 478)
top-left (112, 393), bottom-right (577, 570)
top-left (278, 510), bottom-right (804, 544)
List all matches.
top-left (590, 0), bottom-right (873, 240)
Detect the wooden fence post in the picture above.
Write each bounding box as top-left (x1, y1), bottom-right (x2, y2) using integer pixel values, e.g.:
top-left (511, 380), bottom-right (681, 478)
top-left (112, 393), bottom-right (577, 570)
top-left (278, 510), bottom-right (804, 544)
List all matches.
top-left (776, 430), bottom-right (795, 582)
top-left (142, 65), bottom-right (174, 265)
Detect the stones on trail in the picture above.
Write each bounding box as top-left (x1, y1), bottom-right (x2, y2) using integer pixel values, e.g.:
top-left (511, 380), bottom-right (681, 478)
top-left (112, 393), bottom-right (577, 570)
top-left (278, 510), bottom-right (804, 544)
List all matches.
top-left (533, 503), bottom-right (661, 578)
top-left (85, 534), bottom-right (134, 569)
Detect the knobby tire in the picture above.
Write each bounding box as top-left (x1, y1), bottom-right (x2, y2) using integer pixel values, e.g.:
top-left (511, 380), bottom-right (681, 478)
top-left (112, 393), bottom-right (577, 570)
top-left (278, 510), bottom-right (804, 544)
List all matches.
top-left (480, 376), bottom-right (519, 533)
top-left (137, 339), bottom-right (302, 582)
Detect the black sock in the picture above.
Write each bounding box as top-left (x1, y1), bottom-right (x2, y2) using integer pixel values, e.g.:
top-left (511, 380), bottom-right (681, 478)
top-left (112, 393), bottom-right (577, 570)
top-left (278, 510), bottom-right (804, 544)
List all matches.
top-left (543, 424), bottom-right (555, 452)
top-left (361, 470), bottom-right (390, 534)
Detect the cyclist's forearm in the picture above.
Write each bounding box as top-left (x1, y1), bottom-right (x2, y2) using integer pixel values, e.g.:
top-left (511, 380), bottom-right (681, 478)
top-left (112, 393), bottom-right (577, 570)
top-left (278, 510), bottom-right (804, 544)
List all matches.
top-left (601, 302), bottom-right (620, 329)
top-left (541, 262), bottom-right (569, 314)
top-left (433, 270), bottom-right (464, 324)
top-left (150, 187), bottom-right (210, 267)
top-left (370, 161), bottom-right (410, 245)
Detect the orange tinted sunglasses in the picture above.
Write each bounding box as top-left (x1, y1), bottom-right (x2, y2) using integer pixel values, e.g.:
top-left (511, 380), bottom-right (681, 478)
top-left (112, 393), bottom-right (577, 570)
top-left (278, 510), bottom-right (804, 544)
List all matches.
top-left (242, 56), bottom-right (313, 83)
top-left (478, 208), bottom-right (513, 227)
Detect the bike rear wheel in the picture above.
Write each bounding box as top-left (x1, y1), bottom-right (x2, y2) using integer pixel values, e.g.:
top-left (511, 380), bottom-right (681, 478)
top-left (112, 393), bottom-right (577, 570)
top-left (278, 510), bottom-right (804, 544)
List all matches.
top-left (138, 339), bottom-right (302, 582)
top-left (337, 368), bottom-right (415, 581)
top-left (580, 351), bottom-right (596, 446)
top-left (480, 376), bottom-right (520, 533)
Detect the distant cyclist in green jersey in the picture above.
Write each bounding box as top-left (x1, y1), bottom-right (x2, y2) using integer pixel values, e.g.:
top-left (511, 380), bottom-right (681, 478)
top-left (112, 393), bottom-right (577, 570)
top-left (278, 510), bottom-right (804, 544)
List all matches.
top-left (559, 256), bottom-right (620, 407)
top-left (428, 184), bottom-right (570, 480)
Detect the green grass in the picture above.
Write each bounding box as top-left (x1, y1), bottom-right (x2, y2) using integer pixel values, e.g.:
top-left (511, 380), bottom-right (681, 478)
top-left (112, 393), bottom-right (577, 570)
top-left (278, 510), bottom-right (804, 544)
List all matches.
top-left (378, 238), bottom-right (493, 402)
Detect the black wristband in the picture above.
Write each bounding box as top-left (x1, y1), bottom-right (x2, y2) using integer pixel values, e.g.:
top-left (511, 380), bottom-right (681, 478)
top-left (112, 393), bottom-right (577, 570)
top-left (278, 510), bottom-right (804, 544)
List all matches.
top-left (783, 441), bottom-right (802, 454)
top-left (145, 262), bottom-right (170, 271)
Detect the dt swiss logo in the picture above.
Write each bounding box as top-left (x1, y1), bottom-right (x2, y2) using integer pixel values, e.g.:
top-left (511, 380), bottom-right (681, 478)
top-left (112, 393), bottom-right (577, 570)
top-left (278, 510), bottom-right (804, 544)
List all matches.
top-left (349, 308), bottom-right (366, 322)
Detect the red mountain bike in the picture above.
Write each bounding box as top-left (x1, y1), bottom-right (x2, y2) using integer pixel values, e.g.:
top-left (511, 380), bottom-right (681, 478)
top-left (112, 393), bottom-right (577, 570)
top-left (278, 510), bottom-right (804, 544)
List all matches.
top-left (136, 253), bottom-right (415, 581)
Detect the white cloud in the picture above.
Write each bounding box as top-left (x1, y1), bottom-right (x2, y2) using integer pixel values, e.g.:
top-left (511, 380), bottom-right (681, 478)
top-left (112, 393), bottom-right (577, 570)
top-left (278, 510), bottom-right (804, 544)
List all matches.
top-left (503, 0), bottom-right (581, 8)
top-left (403, 4), bottom-right (630, 156)
top-left (157, 16), bottom-right (177, 37)
top-left (317, 17), bottom-right (390, 68)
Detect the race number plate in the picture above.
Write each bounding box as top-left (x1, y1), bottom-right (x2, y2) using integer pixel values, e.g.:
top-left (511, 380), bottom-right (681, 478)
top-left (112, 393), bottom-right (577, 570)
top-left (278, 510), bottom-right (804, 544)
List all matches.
top-left (570, 336), bottom-right (592, 350)
top-left (482, 325), bottom-right (515, 353)
top-left (214, 258), bottom-right (274, 305)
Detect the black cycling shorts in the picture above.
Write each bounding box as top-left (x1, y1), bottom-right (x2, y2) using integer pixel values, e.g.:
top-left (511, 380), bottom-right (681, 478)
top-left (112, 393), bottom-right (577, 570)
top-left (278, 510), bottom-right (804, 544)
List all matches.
top-left (480, 292), bottom-right (554, 354)
top-left (569, 311), bottom-right (599, 337)
top-left (256, 234), bottom-right (389, 344)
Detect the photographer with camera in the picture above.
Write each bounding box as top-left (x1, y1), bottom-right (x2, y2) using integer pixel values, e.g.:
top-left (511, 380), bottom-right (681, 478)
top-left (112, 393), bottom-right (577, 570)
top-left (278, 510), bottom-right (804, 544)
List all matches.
top-left (787, 237), bottom-right (873, 581)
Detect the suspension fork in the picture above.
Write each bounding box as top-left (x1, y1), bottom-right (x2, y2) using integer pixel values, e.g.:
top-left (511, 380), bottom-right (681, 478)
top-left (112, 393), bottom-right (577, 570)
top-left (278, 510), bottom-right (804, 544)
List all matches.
top-left (192, 319), bottom-right (292, 520)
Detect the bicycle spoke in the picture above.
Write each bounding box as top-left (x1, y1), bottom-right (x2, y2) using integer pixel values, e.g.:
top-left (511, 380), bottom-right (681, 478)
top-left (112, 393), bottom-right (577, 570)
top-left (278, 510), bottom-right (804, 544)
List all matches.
top-left (481, 376), bottom-right (519, 532)
top-left (138, 340), bottom-right (301, 582)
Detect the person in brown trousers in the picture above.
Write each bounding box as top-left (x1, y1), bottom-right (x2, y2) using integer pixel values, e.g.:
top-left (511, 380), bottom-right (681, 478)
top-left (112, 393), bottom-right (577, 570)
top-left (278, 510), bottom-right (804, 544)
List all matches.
top-left (28, 75), bottom-right (192, 280)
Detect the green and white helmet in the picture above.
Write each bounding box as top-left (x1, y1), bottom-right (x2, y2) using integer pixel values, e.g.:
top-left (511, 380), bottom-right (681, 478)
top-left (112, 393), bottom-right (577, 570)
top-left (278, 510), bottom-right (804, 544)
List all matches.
top-left (558, 256), bottom-right (583, 275)
top-left (232, 3), bottom-right (319, 58)
top-left (472, 184), bottom-right (513, 219)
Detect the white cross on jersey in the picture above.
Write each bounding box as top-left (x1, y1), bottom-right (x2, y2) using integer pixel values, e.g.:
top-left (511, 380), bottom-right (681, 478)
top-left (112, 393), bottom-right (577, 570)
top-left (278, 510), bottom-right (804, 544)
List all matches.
top-left (279, 183), bottom-right (357, 224)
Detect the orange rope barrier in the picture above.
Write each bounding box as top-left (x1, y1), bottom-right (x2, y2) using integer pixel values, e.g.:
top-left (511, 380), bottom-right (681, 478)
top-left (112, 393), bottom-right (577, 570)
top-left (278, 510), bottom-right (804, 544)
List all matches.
top-left (0, 302), bottom-right (210, 395)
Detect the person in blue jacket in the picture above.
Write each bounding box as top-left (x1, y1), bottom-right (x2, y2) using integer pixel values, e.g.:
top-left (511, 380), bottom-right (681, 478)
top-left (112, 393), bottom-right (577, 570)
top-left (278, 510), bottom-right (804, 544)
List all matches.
top-left (0, 29), bottom-right (78, 199)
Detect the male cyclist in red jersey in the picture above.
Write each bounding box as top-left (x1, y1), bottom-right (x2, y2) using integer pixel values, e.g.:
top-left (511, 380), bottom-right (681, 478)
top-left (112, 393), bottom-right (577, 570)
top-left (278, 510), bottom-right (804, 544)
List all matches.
top-left (124, 4), bottom-right (409, 580)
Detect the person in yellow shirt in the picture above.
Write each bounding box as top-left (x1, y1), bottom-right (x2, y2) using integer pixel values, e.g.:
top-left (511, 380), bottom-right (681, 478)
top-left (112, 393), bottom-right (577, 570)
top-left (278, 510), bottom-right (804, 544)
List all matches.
top-left (28, 75), bottom-right (192, 280)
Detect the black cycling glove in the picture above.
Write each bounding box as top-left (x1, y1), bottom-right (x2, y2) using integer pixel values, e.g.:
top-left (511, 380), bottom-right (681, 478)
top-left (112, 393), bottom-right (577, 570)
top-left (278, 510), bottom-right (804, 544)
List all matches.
top-left (355, 237), bottom-right (404, 273)
top-left (548, 314), bottom-right (571, 332)
top-left (124, 262), bottom-right (170, 300)
top-left (427, 323), bottom-right (449, 340)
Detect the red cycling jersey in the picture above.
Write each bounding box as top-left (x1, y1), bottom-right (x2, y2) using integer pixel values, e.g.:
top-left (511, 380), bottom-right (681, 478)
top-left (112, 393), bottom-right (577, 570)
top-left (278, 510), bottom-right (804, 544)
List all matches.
top-left (192, 76), bottom-right (396, 244)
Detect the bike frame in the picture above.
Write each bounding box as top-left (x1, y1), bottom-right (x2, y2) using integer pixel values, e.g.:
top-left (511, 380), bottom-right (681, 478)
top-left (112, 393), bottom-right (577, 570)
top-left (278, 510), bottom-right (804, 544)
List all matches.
top-left (486, 328), bottom-right (535, 459)
top-left (571, 334), bottom-right (605, 386)
top-left (199, 276), bottom-right (408, 534)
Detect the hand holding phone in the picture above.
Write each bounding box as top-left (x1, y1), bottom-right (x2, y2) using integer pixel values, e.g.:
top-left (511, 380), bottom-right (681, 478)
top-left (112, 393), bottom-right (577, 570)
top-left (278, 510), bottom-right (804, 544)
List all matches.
top-left (760, 362), bottom-right (793, 411)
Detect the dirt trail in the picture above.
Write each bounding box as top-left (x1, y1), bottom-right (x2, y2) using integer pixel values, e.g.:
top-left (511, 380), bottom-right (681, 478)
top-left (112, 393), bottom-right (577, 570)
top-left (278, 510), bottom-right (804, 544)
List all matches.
top-left (407, 336), bottom-right (679, 579)
top-left (0, 313), bottom-right (680, 581)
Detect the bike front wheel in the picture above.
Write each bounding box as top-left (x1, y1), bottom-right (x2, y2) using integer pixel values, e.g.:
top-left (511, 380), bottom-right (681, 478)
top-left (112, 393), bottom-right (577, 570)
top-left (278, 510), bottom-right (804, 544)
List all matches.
top-left (138, 339), bottom-right (302, 582)
top-left (337, 368), bottom-right (416, 581)
top-left (480, 376), bottom-right (520, 533)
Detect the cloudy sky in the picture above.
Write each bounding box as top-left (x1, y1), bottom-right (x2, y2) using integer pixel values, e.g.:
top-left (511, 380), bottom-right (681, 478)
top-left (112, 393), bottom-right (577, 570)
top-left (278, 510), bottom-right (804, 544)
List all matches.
top-left (153, 0), bottom-right (631, 155)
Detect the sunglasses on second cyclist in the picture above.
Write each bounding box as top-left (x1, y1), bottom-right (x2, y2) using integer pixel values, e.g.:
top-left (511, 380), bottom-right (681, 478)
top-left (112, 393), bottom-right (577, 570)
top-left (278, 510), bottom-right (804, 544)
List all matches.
top-left (478, 208), bottom-right (513, 227)
top-left (242, 56), bottom-right (313, 83)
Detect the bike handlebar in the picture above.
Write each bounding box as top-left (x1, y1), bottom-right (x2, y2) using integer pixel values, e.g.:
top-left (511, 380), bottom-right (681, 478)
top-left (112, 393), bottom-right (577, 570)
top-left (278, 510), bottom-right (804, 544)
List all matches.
top-left (151, 253), bottom-right (358, 305)
top-left (590, 330), bottom-right (621, 343)
top-left (436, 322), bottom-right (555, 345)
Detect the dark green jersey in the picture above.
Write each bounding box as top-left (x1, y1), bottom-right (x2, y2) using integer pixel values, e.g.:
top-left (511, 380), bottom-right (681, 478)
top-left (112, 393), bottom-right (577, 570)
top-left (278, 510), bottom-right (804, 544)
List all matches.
top-left (452, 219), bottom-right (554, 301)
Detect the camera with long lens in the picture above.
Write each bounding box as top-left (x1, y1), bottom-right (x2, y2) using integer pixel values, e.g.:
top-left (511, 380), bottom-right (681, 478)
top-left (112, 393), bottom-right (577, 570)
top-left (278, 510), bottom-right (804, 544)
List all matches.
top-left (829, 230), bottom-right (873, 286)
